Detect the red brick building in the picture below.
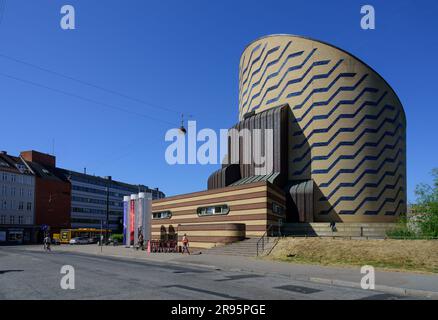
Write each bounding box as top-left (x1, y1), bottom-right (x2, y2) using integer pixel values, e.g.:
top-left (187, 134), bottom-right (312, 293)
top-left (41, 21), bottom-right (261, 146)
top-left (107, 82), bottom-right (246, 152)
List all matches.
top-left (21, 151), bottom-right (71, 235)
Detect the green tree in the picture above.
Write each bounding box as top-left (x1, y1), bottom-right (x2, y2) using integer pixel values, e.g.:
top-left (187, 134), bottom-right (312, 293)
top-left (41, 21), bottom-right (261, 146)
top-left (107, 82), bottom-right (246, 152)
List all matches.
top-left (388, 168), bottom-right (438, 238)
top-left (412, 168), bottom-right (438, 237)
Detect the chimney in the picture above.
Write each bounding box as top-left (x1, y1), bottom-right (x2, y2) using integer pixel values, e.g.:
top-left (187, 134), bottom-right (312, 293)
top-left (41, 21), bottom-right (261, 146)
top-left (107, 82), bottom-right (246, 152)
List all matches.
top-left (20, 150), bottom-right (56, 168)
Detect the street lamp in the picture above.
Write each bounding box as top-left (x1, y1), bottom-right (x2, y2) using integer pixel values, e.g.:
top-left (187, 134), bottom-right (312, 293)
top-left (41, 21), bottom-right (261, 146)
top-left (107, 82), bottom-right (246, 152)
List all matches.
top-left (105, 176), bottom-right (112, 241)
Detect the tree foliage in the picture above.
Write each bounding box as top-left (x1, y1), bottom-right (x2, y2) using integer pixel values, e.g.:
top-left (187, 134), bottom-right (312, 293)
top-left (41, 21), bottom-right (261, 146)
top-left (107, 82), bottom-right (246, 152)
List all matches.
top-left (411, 168), bottom-right (438, 237)
top-left (388, 168), bottom-right (438, 238)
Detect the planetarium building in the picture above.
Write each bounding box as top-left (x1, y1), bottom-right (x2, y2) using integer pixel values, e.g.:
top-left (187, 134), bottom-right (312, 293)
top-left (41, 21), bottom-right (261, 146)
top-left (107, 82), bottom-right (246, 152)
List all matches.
top-left (152, 35), bottom-right (406, 248)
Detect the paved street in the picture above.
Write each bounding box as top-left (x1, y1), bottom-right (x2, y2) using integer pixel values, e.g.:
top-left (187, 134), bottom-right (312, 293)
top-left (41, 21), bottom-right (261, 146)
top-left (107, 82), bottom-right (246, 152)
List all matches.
top-left (0, 246), bottom-right (422, 300)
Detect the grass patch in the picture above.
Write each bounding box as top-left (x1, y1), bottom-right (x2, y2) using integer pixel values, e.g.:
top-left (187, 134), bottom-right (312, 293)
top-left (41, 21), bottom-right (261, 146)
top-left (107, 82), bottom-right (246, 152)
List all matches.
top-left (265, 238), bottom-right (438, 274)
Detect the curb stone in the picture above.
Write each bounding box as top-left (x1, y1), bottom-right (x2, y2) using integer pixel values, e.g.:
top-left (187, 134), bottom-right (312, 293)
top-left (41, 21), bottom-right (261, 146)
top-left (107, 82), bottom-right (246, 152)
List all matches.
top-left (308, 277), bottom-right (438, 299)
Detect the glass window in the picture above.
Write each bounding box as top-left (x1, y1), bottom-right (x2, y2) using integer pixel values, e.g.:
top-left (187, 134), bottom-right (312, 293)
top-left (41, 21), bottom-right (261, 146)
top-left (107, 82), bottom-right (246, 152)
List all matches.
top-left (9, 216), bottom-right (15, 224)
top-left (152, 211), bottom-right (172, 220)
top-left (197, 204), bottom-right (229, 216)
top-left (27, 202), bottom-right (32, 211)
top-left (8, 231), bottom-right (22, 241)
top-left (272, 202), bottom-right (286, 216)
top-left (0, 160), bottom-right (9, 168)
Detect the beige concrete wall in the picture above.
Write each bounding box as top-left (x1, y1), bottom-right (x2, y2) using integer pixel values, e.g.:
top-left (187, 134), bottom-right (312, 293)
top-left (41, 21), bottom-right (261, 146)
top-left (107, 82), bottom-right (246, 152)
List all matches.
top-left (239, 35), bottom-right (406, 222)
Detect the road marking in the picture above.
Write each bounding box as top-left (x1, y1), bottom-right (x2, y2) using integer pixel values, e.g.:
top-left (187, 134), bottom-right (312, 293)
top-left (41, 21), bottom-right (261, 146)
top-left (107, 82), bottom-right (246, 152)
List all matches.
top-left (274, 284), bottom-right (322, 294)
top-left (162, 285), bottom-right (245, 300)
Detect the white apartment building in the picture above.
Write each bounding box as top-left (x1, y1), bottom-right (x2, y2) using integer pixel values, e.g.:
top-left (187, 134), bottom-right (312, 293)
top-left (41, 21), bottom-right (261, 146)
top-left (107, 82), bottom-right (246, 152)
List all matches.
top-left (0, 152), bottom-right (36, 244)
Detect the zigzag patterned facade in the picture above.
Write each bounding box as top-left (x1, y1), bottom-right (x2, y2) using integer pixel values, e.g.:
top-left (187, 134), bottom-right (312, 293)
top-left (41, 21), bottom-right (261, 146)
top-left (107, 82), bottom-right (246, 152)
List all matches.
top-left (239, 35), bottom-right (406, 222)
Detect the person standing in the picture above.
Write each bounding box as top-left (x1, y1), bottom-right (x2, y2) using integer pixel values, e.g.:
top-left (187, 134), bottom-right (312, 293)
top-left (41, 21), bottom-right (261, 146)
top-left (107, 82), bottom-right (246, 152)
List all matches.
top-left (181, 234), bottom-right (190, 255)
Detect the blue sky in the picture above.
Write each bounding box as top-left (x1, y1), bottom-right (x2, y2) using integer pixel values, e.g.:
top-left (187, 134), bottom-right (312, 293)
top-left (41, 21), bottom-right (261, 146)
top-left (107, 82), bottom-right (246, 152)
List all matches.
top-left (0, 0), bottom-right (436, 201)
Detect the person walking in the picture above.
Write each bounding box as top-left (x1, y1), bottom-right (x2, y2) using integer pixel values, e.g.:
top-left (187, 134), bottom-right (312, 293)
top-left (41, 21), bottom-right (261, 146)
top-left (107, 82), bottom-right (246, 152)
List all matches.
top-left (137, 230), bottom-right (144, 251)
top-left (181, 234), bottom-right (190, 255)
top-left (43, 234), bottom-right (51, 252)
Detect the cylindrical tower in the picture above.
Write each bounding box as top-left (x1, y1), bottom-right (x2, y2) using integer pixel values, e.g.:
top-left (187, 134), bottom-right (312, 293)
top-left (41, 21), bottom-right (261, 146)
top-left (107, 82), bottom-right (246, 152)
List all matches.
top-left (130, 194), bottom-right (138, 245)
top-left (123, 196), bottom-right (130, 246)
top-left (138, 192), bottom-right (152, 242)
top-left (239, 35), bottom-right (406, 222)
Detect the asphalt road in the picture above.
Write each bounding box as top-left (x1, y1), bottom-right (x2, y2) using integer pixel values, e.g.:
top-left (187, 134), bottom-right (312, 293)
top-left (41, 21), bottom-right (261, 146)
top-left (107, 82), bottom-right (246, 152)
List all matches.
top-left (0, 247), bottom-right (415, 300)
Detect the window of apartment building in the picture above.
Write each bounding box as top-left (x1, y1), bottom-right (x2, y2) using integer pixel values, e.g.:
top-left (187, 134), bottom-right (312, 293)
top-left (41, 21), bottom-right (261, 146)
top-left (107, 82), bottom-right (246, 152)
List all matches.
top-left (1, 200), bottom-right (6, 210)
top-left (272, 202), bottom-right (286, 216)
top-left (18, 216), bottom-right (24, 224)
top-left (0, 215), bottom-right (6, 224)
top-left (27, 202), bottom-right (32, 211)
top-left (1, 185), bottom-right (6, 196)
top-left (11, 187), bottom-right (16, 197)
top-left (19, 188), bottom-right (24, 197)
top-left (18, 202), bottom-right (24, 211)
top-left (11, 174), bottom-right (16, 183)
top-left (197, 204), bottom-right (230, 217)
top-left (152, 211), bottom-right (172, 220)
top-left (0, 160), bottom-right (9, 168)
top-left (8, 231), bottom-right (22, 241)
top-left (9, 216), bottom-right (14, 224)
top-left (28, 189), bottom-right (32, 197)
top-left (2, 173), bottom-right (7, 181)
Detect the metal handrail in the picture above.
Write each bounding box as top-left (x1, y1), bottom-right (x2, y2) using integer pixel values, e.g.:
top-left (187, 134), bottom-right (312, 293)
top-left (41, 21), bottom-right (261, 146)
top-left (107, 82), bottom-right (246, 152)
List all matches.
top-left (256, 224), bottom-right (274, 256)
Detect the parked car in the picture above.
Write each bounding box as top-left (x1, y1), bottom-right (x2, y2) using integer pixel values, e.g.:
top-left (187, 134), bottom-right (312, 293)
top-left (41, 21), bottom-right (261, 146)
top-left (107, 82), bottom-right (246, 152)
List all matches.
top-left (51, 238), bottom-right (61, 245)
top-left (87, 237), bottom-right (99, 244)
top-left (69, 237), bottom-right (89, 245)
top-left (102, 237), bottom-right (115, 246)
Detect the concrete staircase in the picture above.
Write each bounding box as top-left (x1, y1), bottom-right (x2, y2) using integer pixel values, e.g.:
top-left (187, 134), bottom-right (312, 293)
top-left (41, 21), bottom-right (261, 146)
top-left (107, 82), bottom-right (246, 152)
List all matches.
top-left (203, 237), bottom-right (277, 257)
top-left (281, 222), bottom-right (397, 239)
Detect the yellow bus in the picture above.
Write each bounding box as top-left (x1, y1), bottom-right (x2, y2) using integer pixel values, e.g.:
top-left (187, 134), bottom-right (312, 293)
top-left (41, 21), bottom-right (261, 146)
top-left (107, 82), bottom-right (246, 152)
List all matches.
top-left (60, 228), bottom-right (112, 244)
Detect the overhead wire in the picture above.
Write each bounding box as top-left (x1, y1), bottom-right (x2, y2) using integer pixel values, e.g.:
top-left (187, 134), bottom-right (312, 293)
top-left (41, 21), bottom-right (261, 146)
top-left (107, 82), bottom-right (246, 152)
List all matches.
top-left (0, 71), bottom-right (177, 127)
top-left (0, 52), bottom-right (184, 116)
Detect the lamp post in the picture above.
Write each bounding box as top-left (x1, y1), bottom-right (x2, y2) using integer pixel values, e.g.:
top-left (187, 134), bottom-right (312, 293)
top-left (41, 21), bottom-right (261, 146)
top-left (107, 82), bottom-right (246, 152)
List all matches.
top-left (105, 176), bottom-right (112, 241)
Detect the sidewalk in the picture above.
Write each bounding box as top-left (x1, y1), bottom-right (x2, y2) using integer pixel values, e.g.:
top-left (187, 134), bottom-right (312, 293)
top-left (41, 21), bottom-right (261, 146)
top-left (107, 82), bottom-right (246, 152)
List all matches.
top-left (24, 244), bottom-right (438, 299)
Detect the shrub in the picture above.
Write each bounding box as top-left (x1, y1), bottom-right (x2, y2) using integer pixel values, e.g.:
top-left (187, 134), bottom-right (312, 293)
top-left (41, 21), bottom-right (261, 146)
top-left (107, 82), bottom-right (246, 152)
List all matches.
top-left (111, 233), bottom-right (123, 242)
top-left (386, 215), bottom-right (416, 239)
top-left (418, 211), bottom-right (438, 237)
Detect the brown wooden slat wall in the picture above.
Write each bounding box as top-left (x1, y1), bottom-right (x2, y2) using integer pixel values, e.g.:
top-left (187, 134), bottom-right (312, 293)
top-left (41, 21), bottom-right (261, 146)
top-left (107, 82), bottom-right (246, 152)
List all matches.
top-left (207, 105), bottom-right (288, 190)
top-left (289, 180), bottom-right (314, 222)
